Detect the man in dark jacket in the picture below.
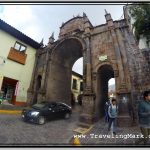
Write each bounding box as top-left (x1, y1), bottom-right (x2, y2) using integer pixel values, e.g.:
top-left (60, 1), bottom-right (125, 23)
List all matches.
top-left (138, 90), bottom-right (150, 145)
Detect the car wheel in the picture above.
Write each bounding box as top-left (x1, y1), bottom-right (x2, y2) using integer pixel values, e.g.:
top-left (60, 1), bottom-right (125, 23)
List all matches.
top-left (21, 114), bottom-right (26, 121)
top-left (64, 113), bottom-right (71, 119)
top-left (22, 118), bottom-right (26, 122)
top-left (38, 116), bottom-right (46, 125)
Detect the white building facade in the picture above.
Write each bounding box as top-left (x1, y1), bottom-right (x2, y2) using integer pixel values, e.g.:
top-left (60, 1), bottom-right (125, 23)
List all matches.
top-left (0, 19), bottom-right (41, 106)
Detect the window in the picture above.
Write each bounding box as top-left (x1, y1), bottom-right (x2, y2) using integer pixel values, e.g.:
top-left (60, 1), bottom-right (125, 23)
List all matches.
top-left (49, 103), bottom-right (57, 108)
top-left (7, 42), bottom-right (27, 65)
top-left (14, 42), bottom-right (26, 52)
top-left (36, 75), bottom-right (42, 91)
top-left (72, 79), bottom-right (77, 90)
top-left (80, 81), bottom-right (83, 91)
top-left (57, 104), bottom-right (66, 110)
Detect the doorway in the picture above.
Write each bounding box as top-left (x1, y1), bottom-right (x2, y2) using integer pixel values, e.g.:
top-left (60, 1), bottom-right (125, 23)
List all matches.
top-left (1, 77), bottom-right (18, 104)
top-left (96, 65), bottom-right (115, 118)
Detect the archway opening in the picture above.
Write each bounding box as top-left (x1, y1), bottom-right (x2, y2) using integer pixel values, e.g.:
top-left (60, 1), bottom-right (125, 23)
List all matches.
top-left (96, 64), bottom-right (115, 118)
top-left (47, 38), bottom-right (84, 106)
top-left (108, 78), bottom-right (116, 99)
top-left (71, 58), bottom-right (83, 112)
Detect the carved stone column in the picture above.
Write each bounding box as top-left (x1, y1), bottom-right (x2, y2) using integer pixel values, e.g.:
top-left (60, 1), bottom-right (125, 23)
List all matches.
top-left (39, 50), bottom-right (49, 95)
top-left (27, 50), bottom-right (40, 105)
top-left (105, 13), bottom-right (133, 126)
top-left (105, 12), bottom-right (126, 92)
top-left (36, 50), bottom-right (50, 102)
top-left (79, 34), bottom-right (96, 127)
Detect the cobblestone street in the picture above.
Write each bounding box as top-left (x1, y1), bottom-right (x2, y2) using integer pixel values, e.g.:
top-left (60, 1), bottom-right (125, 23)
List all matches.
top-left (0, 107), bottom-right (81, 146)
top-left (0, 104), bottom-right (150, 147)
top-left (78, 118), bottom-right (150, 146)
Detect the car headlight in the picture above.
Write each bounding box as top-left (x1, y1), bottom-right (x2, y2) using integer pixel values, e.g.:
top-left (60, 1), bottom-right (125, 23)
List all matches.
top-left (31, 112), bottom-right (39, 116)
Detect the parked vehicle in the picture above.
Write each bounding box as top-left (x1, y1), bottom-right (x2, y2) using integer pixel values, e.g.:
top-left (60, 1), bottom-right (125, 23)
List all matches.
top-left (21, 101), bottom-right (72, 125)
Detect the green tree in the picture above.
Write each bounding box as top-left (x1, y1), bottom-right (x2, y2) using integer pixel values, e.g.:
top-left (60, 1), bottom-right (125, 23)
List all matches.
top-left (129, 4), bottom-right (150, 45)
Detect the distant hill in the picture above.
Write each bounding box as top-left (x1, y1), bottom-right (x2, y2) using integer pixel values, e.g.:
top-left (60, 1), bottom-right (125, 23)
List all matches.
top-left (109, 84), bottom-right (115, 92)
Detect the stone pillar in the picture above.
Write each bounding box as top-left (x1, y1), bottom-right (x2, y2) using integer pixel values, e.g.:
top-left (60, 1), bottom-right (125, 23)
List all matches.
top-left (39, 50), bottom-right (49, 95)
top-left (82, 51), bottom-right (86, 90)
top-left (42, 33), bottom-right (55, 101)
top-left (111, 29), bottom-right (126, 89)
top-left (116, 92), bottom-right (134, 127)
top-left (79, 34), bottom-right (96, 127)
top-left (105, 12), bottom-right (126, 90)
top-left (27, 51), bottom-right (39, 105)
top-left (105, 12), bottom-right (132, 127)
top-left (115, 28), bottom-right (136, 126)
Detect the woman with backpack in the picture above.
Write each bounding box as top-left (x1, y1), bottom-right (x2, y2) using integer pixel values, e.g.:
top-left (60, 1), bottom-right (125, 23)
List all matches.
top-left (108, 98), bottom-right (118, 135)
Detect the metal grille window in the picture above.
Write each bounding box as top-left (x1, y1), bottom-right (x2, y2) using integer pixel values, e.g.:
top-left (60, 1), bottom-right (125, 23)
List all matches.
top-left (72, 79), bottom-right (77, 90)
top-left (80, 82), bottom-right (83, 91)
top-left (14, 42), bottom-right (26, 52)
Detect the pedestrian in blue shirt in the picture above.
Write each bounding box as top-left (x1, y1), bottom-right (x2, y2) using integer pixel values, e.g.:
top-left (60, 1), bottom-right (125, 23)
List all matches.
top-left (108, 98), bottom-right (118, 135)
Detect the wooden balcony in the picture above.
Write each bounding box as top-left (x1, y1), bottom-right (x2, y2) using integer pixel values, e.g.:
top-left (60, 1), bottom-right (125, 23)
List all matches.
top-left (7, 47), bottom-right (27, 65)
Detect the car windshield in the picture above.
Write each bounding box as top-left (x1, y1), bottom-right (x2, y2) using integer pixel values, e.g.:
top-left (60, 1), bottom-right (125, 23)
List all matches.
top-left (32, 103), bottom-right (46, 109)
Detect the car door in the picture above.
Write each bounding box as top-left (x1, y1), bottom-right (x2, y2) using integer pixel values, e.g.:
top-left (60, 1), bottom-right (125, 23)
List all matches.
top-left (47, 103), bottom-right (57, 120)
top-left (55, 104), bottom-right (67, 118)
top-left (40, 105), bottom-right (52, 119)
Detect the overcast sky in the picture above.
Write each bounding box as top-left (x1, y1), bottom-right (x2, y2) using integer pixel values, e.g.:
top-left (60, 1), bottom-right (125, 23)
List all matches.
top-left (0, 4), bottom-right (125, 85)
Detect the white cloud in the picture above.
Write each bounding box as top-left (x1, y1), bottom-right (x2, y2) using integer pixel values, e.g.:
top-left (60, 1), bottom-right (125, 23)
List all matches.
top-left (0, 4), bottom-right (125, 75)
top-left (0, 5), bottom-right (125, 43)
top-left (0, 6), bottom-right (33, 25)
top-left (0, 6), bottom-right (4, 13)
top-left (0, 5), bottom-right (42, 42)
top-left (72, 58), bottom-right (83, 75)
top-left (109, 78), bottom-right (115, 85)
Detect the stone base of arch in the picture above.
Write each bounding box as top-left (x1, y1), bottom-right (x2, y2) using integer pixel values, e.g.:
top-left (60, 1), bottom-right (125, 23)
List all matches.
top-left (79, 91), bottom-right (135, 127)
top-left (79, 114), bottom-right (96, 128)
top-left (116, 92), bottom-right (135, 127)
top-left (78, 92), bottom-right (97, 127)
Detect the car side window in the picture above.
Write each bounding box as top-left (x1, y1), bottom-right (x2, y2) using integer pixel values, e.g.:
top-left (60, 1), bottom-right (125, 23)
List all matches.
top-left (57, 104), bottom-right (66, 110)
top-left (48, 103), bottom-right (57, 109)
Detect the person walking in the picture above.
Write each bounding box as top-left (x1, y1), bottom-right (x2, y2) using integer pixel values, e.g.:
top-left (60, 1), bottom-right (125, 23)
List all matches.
top-left (137, 90), bottom-right (150, 145)
top-left (108, 98), bottom-right (118, 135)
top-left (104, 100), bottom-right (110, 123)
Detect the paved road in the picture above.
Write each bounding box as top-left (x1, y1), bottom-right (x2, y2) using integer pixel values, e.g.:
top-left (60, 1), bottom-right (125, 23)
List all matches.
top-left (79, 118), bottom-right (150, 146)
top-left (1, 104), bottom-right (148, 146)
top-left (0, 108), bottom-right (81, 146)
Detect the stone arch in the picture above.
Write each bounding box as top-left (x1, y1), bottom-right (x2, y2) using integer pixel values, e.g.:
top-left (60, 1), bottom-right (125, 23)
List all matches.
top-left (94, 63), bottom-right (115, 118)
top-left (95, 61), bottom-right (118, 73)
top-left (27, 12), bottom-right (149, 127)
top-left (46, 36), bottom-right (86, 106)
top-left (50, 35), bottom-right (86, 57)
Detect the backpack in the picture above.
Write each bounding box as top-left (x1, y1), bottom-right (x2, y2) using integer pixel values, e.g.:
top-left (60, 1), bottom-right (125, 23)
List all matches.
top-left (109, 104), bottom-right (118, 113)
top-left (105, 102), bottom-right (110, 112)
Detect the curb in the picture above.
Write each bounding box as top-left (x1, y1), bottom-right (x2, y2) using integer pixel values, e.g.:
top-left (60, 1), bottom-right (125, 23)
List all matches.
top-left (0, 110), bottom-right (22, 115)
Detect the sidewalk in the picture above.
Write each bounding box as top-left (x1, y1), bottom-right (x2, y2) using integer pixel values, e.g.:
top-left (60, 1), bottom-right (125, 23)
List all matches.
top-left (0, 102), bottom-right (25, 114)
top-left (72, 118), bottom-right (150, 146)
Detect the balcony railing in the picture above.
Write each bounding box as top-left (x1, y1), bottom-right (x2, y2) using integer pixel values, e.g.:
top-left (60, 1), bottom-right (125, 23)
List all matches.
top-left (7, 47), bottom-right (27, 65)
